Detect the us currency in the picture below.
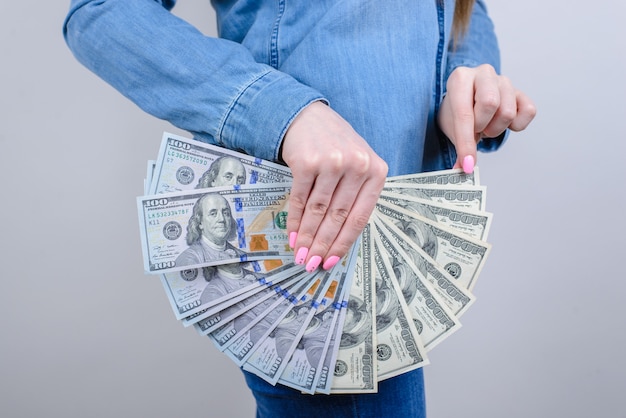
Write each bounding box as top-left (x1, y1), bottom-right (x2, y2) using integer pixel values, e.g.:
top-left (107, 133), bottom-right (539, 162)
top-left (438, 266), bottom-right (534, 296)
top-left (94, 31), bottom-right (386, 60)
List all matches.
top-left (313, 244), bottom-right (360, 394)
top-left (373, 218), bottom-right (461, 350)
top-left (331, 224), bottom-right (377, 394)
top-left (242, 271), bottom-right (335, 385)
top-left (193, 268), bottom-right (307, 335)
top-left (278, 244), bottom-right (358, 394)
top-left (221, 273), bottom-right (321, 365)
top-left (183, 283), bottom-right (270, 329)
top-left (179, 291), bottom-right (259, 327)
top-left (145, 160), bottom-right (156, 195)
top-left (382, 184), bottom-right (487, 212)
top-left (375, 200), bottom-right (491, 292)
top-left (146, 142), bottom-right (295, 318)
top-left (276, 272), bottom-right (343, 393)
top-left (372, 215), bottom-right (475, 314)
top-left (378, 191), bottom-right (492, 241)
top-left (140, 132), bottom-right (493, 391)
top-left (209, 270), bottom-right (312, 353)
top-left (179, 265), bottom-right (299, 328)
top-left (386, 167), bottom-right (480, 187)
top-left (137, 184), bottom-right (293, 274)
top-left (160, 260), bottom-right (300, 320)
top-left (150, 132), bottom-right (293, 194)
top-left (315, 308), bottom-right (344, 394)
top-left (372, 234), bottom-right (429, 381)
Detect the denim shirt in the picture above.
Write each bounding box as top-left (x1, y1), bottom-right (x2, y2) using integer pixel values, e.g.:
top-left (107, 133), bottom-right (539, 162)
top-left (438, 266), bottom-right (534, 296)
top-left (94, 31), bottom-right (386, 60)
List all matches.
top-left (63, 0), bottom-right (503, 176)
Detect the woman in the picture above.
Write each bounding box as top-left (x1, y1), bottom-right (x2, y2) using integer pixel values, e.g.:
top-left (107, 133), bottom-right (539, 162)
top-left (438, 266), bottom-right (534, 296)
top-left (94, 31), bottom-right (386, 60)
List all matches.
top-left (63, 1), bottom-right (535, 416)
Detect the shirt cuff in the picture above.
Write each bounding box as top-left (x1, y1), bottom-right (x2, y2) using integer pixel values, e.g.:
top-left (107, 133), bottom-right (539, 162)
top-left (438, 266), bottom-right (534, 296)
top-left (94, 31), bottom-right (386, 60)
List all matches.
top-left (478, 130), bottom-right (508, 152)
top-left (218, 69), bottom-right (327, 162)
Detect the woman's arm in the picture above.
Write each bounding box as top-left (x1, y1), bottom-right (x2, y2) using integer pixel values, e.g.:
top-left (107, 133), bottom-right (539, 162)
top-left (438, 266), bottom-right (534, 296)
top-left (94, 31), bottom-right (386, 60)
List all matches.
top-left (63, 0), bottom-right (386, 271)
top-left (63, 0), bottom-right (325, 161)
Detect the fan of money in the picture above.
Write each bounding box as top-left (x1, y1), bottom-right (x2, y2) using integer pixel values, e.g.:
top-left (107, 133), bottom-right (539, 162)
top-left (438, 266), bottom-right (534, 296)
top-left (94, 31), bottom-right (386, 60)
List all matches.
top-left (137, 132), bottom-right (492, 394)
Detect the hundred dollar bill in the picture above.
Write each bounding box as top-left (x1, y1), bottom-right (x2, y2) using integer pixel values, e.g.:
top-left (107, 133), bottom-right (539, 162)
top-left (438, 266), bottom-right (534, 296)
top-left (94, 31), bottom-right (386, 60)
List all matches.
top-left (373, 218), bottom-right (462, 350)
top-left (375, 200), bottom-right (491, 291)
top-left (145, 160), bottom-right (156, 195)
top-left (331, 224), bottom-right (377, 394)
top-left (378, 191), bottom-right (492, 241)
top-left (193, 273), bottom-right (304, 335)
top-left (315, 308), bottom-right (344, 394)
top-left (372, 233), bottom-right (429, 381)
top-left (185, 283), bottom-right (274, 329)
top-left (276, 272), bottom-right (343, 393)
top-left (150, 132), bottom-right (293, 194)
top-left (386, 167), bottom-right (480, 187)
top-left (180, 270), bottom-right (297, 328)
top-left (242, 271), bottom-right (335, 385)
top-left (160, 260), bottom-right (299, 320)
top-left (179, 290), bottom-right (261, 327)
top-left (278, 243), bottom-right (358, 394)
top-left (382, 184), bottom-right (487, 211)
top-left (372, 216), bottom-right (475, 316)
top-left (221, 273), bottom-right (321, 365)
top-left (137, 184), bottom-right (293, 274)
top-left (208, 271), bottom-right (312, 353)
top-left (188, 265), bottom-right (305, 332)
top-left (313, 244), bottom-right (360, 394)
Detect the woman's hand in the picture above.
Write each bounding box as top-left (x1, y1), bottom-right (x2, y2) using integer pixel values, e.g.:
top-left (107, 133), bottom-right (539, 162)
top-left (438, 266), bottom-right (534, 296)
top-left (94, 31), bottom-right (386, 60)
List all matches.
top-left (438, 64), bottom-right (537, 172)
top-left (281, 101), bottom-right (388, 272)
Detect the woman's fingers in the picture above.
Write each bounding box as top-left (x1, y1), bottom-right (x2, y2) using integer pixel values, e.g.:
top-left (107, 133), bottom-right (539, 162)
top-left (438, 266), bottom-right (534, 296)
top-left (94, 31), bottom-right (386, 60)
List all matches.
top-left (438, 64), bottom-right (536, 173)
top-left (319, 168), bottom-right (387, 267)
top-left (509, 90), bottom-right (537, 132)
top-left (291, 169), bottom-right (342, 268)
top-left (472, 65), bottom-right (502, 134)
top-left (305, 154), bottom-right (387, 270)
top-left (478, 75), bottom-right (517, 138)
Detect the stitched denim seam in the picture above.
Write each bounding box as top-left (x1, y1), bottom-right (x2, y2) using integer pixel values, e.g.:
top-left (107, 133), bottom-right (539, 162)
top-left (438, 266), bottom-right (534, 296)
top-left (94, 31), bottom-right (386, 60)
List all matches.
top-left (435, 0), bottom-right (454, 168)
top-left (269, 0), bottom-right (286, 68)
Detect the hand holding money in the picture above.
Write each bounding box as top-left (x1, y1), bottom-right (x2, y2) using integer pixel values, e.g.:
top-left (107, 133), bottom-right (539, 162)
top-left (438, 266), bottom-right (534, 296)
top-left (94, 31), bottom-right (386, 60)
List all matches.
top-left (280, 101), bottom-right (389, 270)
top-left (138, 132), bottom-right (493, 393)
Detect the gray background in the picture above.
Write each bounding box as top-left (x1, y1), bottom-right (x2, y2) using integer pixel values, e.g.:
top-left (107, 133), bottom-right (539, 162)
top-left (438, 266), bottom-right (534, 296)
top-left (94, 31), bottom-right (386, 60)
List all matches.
top-left (1, 1), bottom-right (624, 417)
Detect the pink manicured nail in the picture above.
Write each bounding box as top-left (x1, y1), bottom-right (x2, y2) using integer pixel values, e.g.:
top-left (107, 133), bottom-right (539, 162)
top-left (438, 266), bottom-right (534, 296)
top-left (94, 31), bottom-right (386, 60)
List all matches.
top-left (295, 247), bottom-right (309, 265)
top-left (322, 256), bottom-right (341, 270)
top-left (289, 232), bottom-right (297, 249)
top-left (306, 255), bottom-right (322, 272)
top-left (462, 155), bottom-right (475, 174)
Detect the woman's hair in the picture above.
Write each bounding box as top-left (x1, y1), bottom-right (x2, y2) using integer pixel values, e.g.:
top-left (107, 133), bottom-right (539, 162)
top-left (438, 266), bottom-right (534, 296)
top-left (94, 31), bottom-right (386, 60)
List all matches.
top-left (453, 0), bottom-right (476, 43)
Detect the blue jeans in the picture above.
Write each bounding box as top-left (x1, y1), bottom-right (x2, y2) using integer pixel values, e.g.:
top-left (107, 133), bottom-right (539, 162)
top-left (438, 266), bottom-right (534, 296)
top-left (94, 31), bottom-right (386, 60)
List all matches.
top-left (243, 369), bottom-right (426, 418)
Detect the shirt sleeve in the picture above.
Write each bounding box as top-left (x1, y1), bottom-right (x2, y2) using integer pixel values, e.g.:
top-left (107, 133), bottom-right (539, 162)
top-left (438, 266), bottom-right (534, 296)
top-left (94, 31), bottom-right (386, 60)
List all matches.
top-left (445, 0), bottom-right (507, 152)
top-left (62, 0), bottom-right (326, 161)
top-left (445, 0), bottom-right (501, 77)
